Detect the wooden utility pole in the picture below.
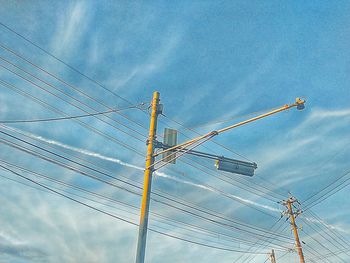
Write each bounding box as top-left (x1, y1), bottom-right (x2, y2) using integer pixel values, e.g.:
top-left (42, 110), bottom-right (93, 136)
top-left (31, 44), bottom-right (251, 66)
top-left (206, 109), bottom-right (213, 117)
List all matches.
top-left (270, 249), bottom-right (277, 263)
top-left (135, 91), bottom-right (160, 263)
top-left (283, 197), bottom-right (305, 263)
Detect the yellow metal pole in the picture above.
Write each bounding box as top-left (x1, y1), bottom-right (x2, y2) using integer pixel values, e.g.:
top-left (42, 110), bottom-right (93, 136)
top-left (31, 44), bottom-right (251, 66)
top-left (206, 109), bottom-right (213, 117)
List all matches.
top-left (287, 200), bottom-right (305, 263)
top-left (135, 91), bottom-right (160, 263)
top-left (216, 98), bottom-right (305, 134)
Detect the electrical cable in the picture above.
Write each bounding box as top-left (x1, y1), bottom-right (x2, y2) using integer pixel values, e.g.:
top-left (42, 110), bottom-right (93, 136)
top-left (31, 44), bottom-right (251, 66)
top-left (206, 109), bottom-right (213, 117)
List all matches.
top-left (0, 163), bottom-right (274, 254)
top-left (0, 69), bottom-right (284, 214)
top-left (0, 105), bottom-right (140, 123)
top-left (0, 135), bottom-right (293, 245)
top-left (0, 125), bottom-right (294, 243)
top-left (0, 78), bottom-right (145, 156)
top-left (303, 169), bottom-right (350, 211)
top-left (300, 218), bottom-right (346, 263)
top-left (0, 61), bottom-right (147, 142)
top-left (0, 161), bottom-right (277, 250)
top-left (0, 42), bottom-right (150, 132)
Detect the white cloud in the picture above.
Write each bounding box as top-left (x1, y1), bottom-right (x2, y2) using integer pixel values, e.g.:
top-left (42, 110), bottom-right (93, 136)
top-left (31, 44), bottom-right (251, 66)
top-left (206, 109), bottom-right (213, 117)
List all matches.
top-left (50, 1), bottom-right (90, 57)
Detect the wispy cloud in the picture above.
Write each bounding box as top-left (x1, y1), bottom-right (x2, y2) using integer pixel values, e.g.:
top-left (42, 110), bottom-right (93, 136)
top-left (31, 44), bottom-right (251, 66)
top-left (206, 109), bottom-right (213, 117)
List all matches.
top-left (50, 1), bottom-right (90, 57)
top-left (0, 232), bottom-right (47, 261)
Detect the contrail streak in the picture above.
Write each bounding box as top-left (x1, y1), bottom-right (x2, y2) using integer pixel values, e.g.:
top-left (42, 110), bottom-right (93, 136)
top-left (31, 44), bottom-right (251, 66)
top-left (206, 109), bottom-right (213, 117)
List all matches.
top-left (2, 125), bottom-right (347, 234)
top-left (1, 125), bottom-right (283, 213)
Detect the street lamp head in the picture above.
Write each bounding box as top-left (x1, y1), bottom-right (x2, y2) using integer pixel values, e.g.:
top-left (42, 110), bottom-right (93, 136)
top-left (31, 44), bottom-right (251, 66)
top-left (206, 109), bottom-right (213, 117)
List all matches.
top-left (295, 97), bottom-right (306, 110)
top-left (215, 157), bottom-right (257, 176)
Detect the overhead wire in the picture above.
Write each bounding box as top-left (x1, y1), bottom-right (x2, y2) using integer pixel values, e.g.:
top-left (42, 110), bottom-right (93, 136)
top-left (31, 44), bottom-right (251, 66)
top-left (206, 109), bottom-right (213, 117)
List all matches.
top-left (180, 155), bottom-right (282, 202)
top-left (0, 78), bottom-right (145, 156)
top-left (0, 105), bottom-right (141, 123)
top-left (0, 59), bottom-right (147, 142)
top-left (0, 122), bottom-right (278, 220)
top-left (0, 27), bottom-right (288, 206)
top-left (238, 218), bottom-right (288, 263)
top-left (0, 22), bottom-right (133, 106)
top-left (0, 131), bottom-right (293, 244)
top-left (3, 126), bottom-right (292, 244)
top-left (0, 76), bottom-right (283, 222)
top-left (159, 113), bottom-right (288, 200)
top-left (0, 159), bottom-right (289, 250)
top-left (0, 22), bottom-right (298, 245)
top-left (0, 44), bottom-right (150, 132)
top-left (0, 38), bottom-right (288, 216)
top-left (303, 169), bottom-right (350, 211)
top-left (299, 218), bottom-right (346, 263)
top-left (305, 210), bottom-right (350, 251)
top-left (161, 112), bottom-right (253, 162)
top-left (0, 164), bottom-right (274, 255)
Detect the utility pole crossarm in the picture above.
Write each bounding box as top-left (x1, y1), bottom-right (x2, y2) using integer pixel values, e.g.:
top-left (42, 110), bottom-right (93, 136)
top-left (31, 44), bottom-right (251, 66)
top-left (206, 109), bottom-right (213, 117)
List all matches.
top-left (154, 98), bottom-right (305, 157)
top-left (282, 197), bottom-right (305, 263)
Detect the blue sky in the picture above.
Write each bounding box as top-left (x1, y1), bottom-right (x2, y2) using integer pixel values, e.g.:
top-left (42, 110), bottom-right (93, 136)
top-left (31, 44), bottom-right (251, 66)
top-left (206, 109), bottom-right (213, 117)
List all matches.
top-left (0, 1), bottom-right (349, 262)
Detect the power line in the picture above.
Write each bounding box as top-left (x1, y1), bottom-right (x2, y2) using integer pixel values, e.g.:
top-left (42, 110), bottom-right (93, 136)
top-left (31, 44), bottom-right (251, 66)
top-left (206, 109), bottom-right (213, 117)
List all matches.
top-left (299, 218), bottom-right (347, 263)
top-left (0, 46), bottom-right (150, 133)
top-left (0, 22), bottom-right (133, 106)
top-left (238, 219), bottom-right (288, 263)
top-left (0, 78), bottom-right (296, 243)
top-left (303, 212), bottom-right (350, 252)
top-left (0, 105), bottom-right (141, 123)
top-left (303, 169), bottom-right (350, 211)
top-left (305, 210), bottom-right (350, 252)
top-left (0, 78), bottom-right (145, 156)
top-left (0, 60), bottom-right (147, 142)
top-left (161, 112), bottom-right (252, 162)
top-left (0, 124), bottom-right (290, 240)
top-left (0, 162), bottom-right (275, 255)
top-left (0, 76), bottom-right (284, 221)
top-left (0, 43), bottom-right (285, 214)
top-left (159, 113), bottom-right (288, 200)
top-left (0, 159), bottom-right (279, 250)
top-left (0, 133), bottom-right (293, 244)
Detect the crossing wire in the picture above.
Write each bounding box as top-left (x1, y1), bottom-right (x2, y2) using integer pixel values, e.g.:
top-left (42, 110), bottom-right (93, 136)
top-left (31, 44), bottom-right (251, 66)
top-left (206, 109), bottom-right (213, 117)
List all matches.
top-left (303, 169), bottom-right (350, 211)
top-left (3, 124), bottom-right (295, 245)
top-left (0, 76), bottom-right (284, 220)
top-left (0, 159), bottom-right (289, 250)
top-left (0, 164), bottom-right (273, 255)
top-left (299, 217), bottom-right (347, 263)
top-left (0, 19), bottom-right (339, 260)
top-left (0, 42), bottom-right (284, 207)
top-left (159, 113), bottom-right (288, 200)
top-left (0, 22), bottom-right (298, 243)
top-left (0, 60), bottom-right (147, 142)
top-left (0, 24), bottom-right (259, 187)
top-left (0, 44), bottom-right (149, 132)
top-left (0, 78), bottom-right (145, 156)
top-left (238, 219), bottom-right (288, 263)
top-left (305, 210), bottom-right (350, 252)
top-left (0, 21), bottom-right (287, 204)
top-left (0, 130), bottom-right (294, 244)
top-left (302, 212), bottom-right (350, 255)
top-left (0, 22), bottom-right (132, 106)
top-left (0, 106), bottom-right (140, 123)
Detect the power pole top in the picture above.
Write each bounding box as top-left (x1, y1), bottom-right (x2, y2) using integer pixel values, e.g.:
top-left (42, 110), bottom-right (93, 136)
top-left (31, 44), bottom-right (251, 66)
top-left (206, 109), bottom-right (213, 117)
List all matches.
top-left (281, 196), bottom-right (305, 263)
top-left (270, 249), bottom-right (277, 263)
